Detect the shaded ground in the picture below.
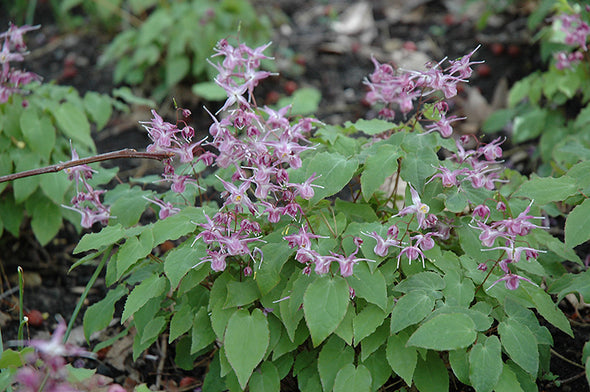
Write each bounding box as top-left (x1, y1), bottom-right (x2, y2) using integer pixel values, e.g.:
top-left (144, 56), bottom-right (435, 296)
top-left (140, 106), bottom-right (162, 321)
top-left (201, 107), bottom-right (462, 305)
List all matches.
top-left (0, 0), bottom-right (588, 391)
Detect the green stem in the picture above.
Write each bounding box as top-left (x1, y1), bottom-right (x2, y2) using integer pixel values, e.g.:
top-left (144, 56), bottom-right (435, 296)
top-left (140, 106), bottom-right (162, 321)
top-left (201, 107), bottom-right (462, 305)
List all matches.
top-left (25, 0), bottom-right (37, 25)
top-left (63, 245), bottom-right (112, 344)
top-left (17, 267), bottom-right (24, 347)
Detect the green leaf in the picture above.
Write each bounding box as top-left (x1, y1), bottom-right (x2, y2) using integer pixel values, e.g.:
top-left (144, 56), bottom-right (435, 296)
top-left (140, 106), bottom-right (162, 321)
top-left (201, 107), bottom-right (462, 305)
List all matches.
top-left (407, 313), bottom-right (476, 350)
top-left (112, 87), bottom-right (156, 107)
top-left (361, 144), bottom-right (399, 200)
top-left (353, 304), bottom-right (386, 344)
top-left (433, 305), bottom-right (492, 332)
top-left (303, 275), bottom-right (350, 346)
top-left (413, 351), bottom-right (449, 392)
top-left (192, 81), bottom-right (228, 101)
top-left (53, 102), bottom-right (93, 148)
top-left (140, 316), bottom-right (166, 344)
top-left (335, 199), bottom-right (378, 223)
top-left (122, 274), bottom-right (167, 322)
top-left (345, 261), bottom-right (387, 310)
top-left (83, 91), bottom-right (112, 130)
top-left (20, 109), bottom-right (52, 160)
top-left (74, 224), bottom-right (125, 253)
top-left (334, 303), bottom-right (354, 345)
top-left (191, 307), bottom-right (216, 354)
top-left (318, 335), bottom-right (354, 392)
top-left (0, 194), bottom-right (23, 237)
top-left (333, 364), bottom-right (372, 392)
top-left (164, 241), bottom-right (203, 289)
top-left (532, 229), bottom-right (581, 265)
top-left (224, 280), bottom-right (261, 308)
top-left (169, 303), bottom-right (193, 343)
top-left (256, 239), bottom-right (294, 295)
top-left (298, 152), bottom-right (359, 205)
top-left (224, 309), bottom-right (270, 390)
top-left (345, 118), bottom-right (395, 135)
top-left (442, 270), bottom-right (475, 307)
top-left (116, 230), bottom-right (154, 280)
top-left (469, 335), bottom-right (502, 392)
top-left (131, 297), bottom-right (160, 360)
top-left (30, 200), bottom-right (61, 246)
top-left (524, 286), bottom-right (573, 337)
top-left (165, 55), bottom-right (190, 87)
top-left (13, 153), bottom-right (40, 203)
top-left (360, 321), bottom-right (389, 361)
top-left (513, 175), bottom-right (578, 205)
top-left (444, 189), bottom-right (469, 213)
top-left (482, 108), bottom-right (517, 133)
top-left (362, 347), bottom-right (392, 391)
top-left (40, 172), bottom-right (70, 205)
top-left (558, 269), bottom-right (590, 302)
top-left (276, 87), bottom-right (321, 115)
top-left (209, 272), bottom-right (237, 340)
top-left (498, 319), bottom-right (539, 376)
top-left (394, 271), bottom-right (445, 294)
top-left (504, 299), bottom-right (552, 346)
top-left (105, 185), bottom-right (151, 227)
top-left (494, 363), bottom-right (525, 392)
top-left (449, 349), bottom-right (470, 385)
top-left (151, 206), bottom-right (201, 244)
top-left (83, 285), bottom-right (127, 341)
top-left (512, 108), bottom-right (546, 143)
top-left (249, 361), bottom-right (280, 392)
top-left (565, 198), bottom-right (590, 248)
top-left (386, 332), bottom-right (417, 386)
top-left (390, 290), bottom-right (435, 334)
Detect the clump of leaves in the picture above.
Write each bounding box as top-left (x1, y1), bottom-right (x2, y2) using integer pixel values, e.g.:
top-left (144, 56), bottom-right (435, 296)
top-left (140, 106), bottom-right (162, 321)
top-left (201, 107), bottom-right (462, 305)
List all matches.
top-left (483, 0), bottom-right (590, 174)
top-left (98, 0), bottom-right (272, 101)
top-left (61, 36), bottom-right (589, 392)
top-left (0, 23), bottom-right (124, 244)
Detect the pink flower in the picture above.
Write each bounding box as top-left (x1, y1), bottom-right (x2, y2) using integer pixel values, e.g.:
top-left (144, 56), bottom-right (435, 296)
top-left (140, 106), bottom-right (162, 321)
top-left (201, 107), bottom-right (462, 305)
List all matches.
top-left (362, 230), bottom-right (400, 257)
top-left (143, 196), bottom-right (180, 220)
top-left (394, 184), bottom-right (430, 229)
top-left (487, 273), bottom-right (538, 291)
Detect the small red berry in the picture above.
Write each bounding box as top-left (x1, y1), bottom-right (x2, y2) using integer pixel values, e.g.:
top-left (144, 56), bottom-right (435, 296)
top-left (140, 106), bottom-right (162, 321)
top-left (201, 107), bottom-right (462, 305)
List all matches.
top-left (443, 14), bottom-right (455, 26)
top-left (476, 64), bottom-right (492, 77)
top-left (490, 43), bottom-right (504, 56)
top-left (293, 54), bottom-right (306, 67)
top-left (179, 377), bottom-right (197, 388)
top-left (25, 310), bottom-right (44, 327)
top-left (265, 90), bottom-right (280, 105)
top-left (507, 45), bottom-right (521, 57)
top-left (284, 81), bottom-right (297, 96)
top-left (403, 41), bottom-right (417, 51)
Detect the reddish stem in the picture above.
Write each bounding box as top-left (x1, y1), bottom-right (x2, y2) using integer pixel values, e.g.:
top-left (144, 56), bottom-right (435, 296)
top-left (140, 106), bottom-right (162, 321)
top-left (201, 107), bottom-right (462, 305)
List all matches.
top-left (0, 149), bottom-right (174, 183)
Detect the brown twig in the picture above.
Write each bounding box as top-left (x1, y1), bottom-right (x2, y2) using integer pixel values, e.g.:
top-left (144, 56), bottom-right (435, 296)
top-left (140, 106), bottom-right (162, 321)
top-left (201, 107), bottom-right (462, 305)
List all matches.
top-left (0, 149), bottom-right (174, 184)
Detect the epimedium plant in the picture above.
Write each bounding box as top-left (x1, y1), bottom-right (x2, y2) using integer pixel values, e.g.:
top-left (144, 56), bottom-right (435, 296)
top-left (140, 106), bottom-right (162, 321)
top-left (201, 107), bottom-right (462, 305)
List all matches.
top-left (0, 23), bottom-right (133, 245)
top-left (97, 0), bottom-right (273, 101)
top-left (483, 0), bottom-right (590, 174)
top-left (38, 36), bottom-right (589, 392)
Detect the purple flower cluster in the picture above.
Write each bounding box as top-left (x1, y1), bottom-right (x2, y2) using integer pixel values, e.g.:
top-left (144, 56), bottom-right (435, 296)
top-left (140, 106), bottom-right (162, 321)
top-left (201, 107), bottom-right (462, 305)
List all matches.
top-left (0, 23), bottom-right (41, 103)
top-left (192, 40), bottom-right (322, 273)
top-left (554, 10), bottom-right (590, 70)
top-left (363, 46), bottom-right (481, 130)
top-left (471, 200), bottom-right (547, 290)
top-left (15, 321), bottom-right (92, 391)
top-left (62, 145), bottom-right (111, 229)
top-left (427, 135), bottom-right (507, 191)
top-left (362, 186), bottom-right (444, 269)
top-left (284, 227), bottom-right (372, 277)
top-left (140, 108), bottom-right (208, 194)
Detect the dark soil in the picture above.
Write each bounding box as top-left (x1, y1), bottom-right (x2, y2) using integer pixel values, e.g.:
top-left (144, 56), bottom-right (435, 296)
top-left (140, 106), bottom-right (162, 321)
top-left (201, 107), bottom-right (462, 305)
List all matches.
top-left (0, 0), bottom-right (589, 391)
